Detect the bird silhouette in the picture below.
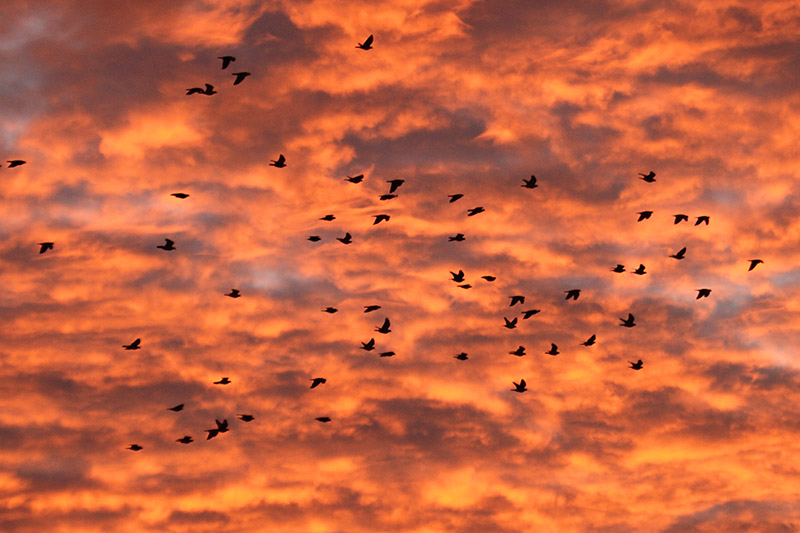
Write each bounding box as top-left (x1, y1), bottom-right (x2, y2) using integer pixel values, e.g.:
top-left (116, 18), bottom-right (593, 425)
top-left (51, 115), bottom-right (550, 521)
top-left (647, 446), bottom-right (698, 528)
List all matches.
top-left (696, 288), bottom-right (712, 299)
top-left (546, 343), bottom-right (559, 356)
top-left (454, 352), bottom-right (468, 360)
top-left (213, 377), bottom-right (231, 385)
top-left (167, 403), bottom-right (184, 412)
top-left (509, 346), bottom-right (526, 356)
top-left (232, 72), bottom-right (250, 85)
top-left (237, 414), bottom-right (254, 422)
top-left (612, 264), bottom-right (625, 273)
top-left (695, 216), bottom-right (710, 226)
top-left (127, 444), bottom-right (143, 451)
top-left (363, 305), bottom-right (381, 313)
top-left (449, 234), bottom-right (465, 242)
top-left (521, 309), bottom-right (541, 319)
top-left (638, 171), bottom-right (656, 182)
top-left (337, 232), bottom-right (352, 244)
top-left (673, 214), bottom-right (689, 224)
top-left (215, 419), bottom-right (229, 432)
top-left (632, 264), bottom-right (646, 275)
top-left (218, 55), bottom-right (235, 69)
top-left (458, 284), bottom-right (472, 289)
top-left (38, 242), bottom-right (54, 254)
top-left (748, 259), bottom-right (763, 271)
top-left (186, 84), bottom-right (216, 95)
top-left (582, 334), bottom-right (596, 346)
top-left (345, 174), bottom-right (364, 183)
top-left (379, 194), bottom-right (397, 201)
top-left (375, 318), bottom-right (391, 334)
top-left (565, 289), bottom-right (581, 300)
top-left (448, 194), bottom-right (464, 202)
top-left (361, 338), bottom-right (375, 351)
top-left (176, 436), bottom-right (193, 444)
top-left (310, 378), bottom-right (327, 389)
top-left (670, 247), bottom-right (687, 260)
top-left (521, 175), bottom-right (538, 189)
top-left (226, 289), bottom-right (241, 298)
top-left (629, 359), bottom-right (643, 370)
top-left (356, 34), bottom-right (373, 50)
top-left (450, 270), bottom-right (465, 282)
top-left (320, 214), bottom-right (335, 221)
top-left (373, 214), bottom-right (390, 225)
top-left (171, 193), bottom-right (190, 199)
top-left (387, 179), bottom-right (405, 193)
top-left (482, 275), bottom-right (496, 282)
top-left (511, 379), bottom-right (527, 392)
top-left (157, 238), bottom-right (175, 251)
top-left (206, 429), bottom-right (219, 440)
top-left (7, 160), bottom-right (26, 168)
top-left (122, 338), bottom-right (141, 350)
top-left (316, 416), bottom-right (331, 423)
top-left (379, 351), bottom-right (395, 357)
top-left (509, 295), bottom-right (525, 306)
top-left (467, 207), bottom-right (485, 216)
top-left (637, 211), bottom-right (653, 221)
top-left (308, 236), bottom-right (321, 242)
top-left (619, 313), bottom-right (636, 327)
top-left (269, 154), bottom-right (286, 168)
top-left (322, 307), bottom-right (338, 314)
top-left (504, 317), bottom-right (518, 329)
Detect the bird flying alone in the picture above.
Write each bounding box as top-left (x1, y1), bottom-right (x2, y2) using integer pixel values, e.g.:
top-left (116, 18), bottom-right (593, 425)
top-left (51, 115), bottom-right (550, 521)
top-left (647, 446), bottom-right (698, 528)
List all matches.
top-left (213, 377), bottom-right (231, 385)
top-left (237, 414), bottom-right (254, 422)
top-left (450, 270), bottom-right (465, 282)
top-left (232, 72), bottom-right (250, 85)
top-left (361, 338), bottom-right (375, 351)
top-left (629, 359), bottom-right (643, 370)
top-left (7, 160), bottom-right (26, 168)
top-left (482, 275), bottom-right (496, 282)
top-left (632, 264), bottom-right (646, 275)
top-left (511, 379), bottom-right (527, 393)
top-left (637, 211), bottom-right (653, 221)
top-left (522, 309), bottom-right (541, 319)
top-left (467, 207), bottom-right (485, 216)
top-left (218, 55), bottom-right (235, 69)
top-left (320, 214), bottom-right (335, 221)
top-left (509, 346), bottom-right (526, 356)
top-left (522, 175), bottom-right (538, 189)
top-left (674, 214), bottom-right (689, 224)
top-left (122, 338), bottom-right (141, 350)
top-left (157, 239), bottom-right (175, 251)
top-left (38, 242), bottom-right (54, 254)
top-left (270, 154), bottom-right (286, 168)
top-left (638, 171), bottom-right (656, 182)
top-left (168, 403), bottom-right (184, 412)
top-left (565, 289), bottom-right (581, 300)
top-left (363, 305), bottom-right (381, 313)
top-left (127, 444), bottom-right (143, 451)
top-left (379, 194), bottom-right (397, 201)
top-left (171, 193), bottom-right (189, 199)
top-left (387, 179), bottom-right (404, 193)
top-left (582, 334), bottom-right (596, 346)
top-left (375, 318), bottom-right (391, 334)
top-left (373, 214), bottom-right (390, 225)
top-left (186, 84), bottom-right (216, 95)
top-left (345, 174), bottom-right (364, 183)
top-left (176, 436), bottom-right (193, 444)
top-left (612, 264), bottom-right (625, 273)
top-left (670, 247), bottom-right (687, 260)
top-left (695, 216), bottom-right (710, 226)
top-left (449, 233), bottom-right (465, 242)
top-left (619, 313), bottom-right (636, 327)
top-left (316, 417), bottom-right (331, 423)
top-left (546, 343), bottom-right (559, 356)
top-left (448, 194), bottom-right (464, 202)
top-left (322, 307), bottom-right (338, 314)
top-left (337, 232), bottom-right (352, 244)
top-left (379, 351), bottom-right (395, 357)
top-left (748, 259), bottom-right (763, 271)
top-left (454, 352), bottom-right (468, 360)
top-left (226, 289), bottom-right (241, 298)
top-left (356, 34), bottom-right (373, 50)
top-left (696, 288), bottom-right (712, 299)
top-left (308, 236), bottom-right (321, 242)
top-left (504, 317), bottom-right (518, 329)
top-left (509, 295), bottom-right (525, 306)
top-left (310, 378), bottom-right (327, 389)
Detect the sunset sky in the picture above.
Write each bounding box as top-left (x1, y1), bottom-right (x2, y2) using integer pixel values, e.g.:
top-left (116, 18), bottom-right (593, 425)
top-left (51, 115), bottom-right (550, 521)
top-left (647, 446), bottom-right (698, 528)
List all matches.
top-left (2, 1), bottom-right (800, 531)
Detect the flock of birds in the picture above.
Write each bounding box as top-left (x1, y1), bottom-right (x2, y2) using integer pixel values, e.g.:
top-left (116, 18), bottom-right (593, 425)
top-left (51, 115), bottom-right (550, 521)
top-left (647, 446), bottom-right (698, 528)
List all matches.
top-left (17, 34), bottom-right (767, 452)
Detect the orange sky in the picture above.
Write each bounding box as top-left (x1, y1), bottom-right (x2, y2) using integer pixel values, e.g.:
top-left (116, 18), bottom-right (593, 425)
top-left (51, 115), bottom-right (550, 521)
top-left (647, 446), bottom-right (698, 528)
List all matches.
top-left (2, 1), bottom-right (800, 532)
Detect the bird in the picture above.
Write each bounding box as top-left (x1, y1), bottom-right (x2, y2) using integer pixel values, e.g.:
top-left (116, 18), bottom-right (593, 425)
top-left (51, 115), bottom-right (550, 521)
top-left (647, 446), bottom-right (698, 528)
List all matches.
top-left (504, 317), bottom-right (518, 329)
top-left (509, 295), bottom-right (525, 306)
top-left (345, 174), bottom-right (364, 183)
top-left (748, 259), bottom-right (763, 271)
top-left (467, 207), bottom-right (485, 216)
top-left (186, 84), bottom-right (216, 95)
top-left (127, 444), bottom-right (143, 451)
top-left (38, 242), bottom-right (54, 254)
top-left (387, 179), bottom-right (405, 193)
top-left (320, 214), bottom-right (335, 221)
top-left (237, 414), bottom-right (254, 422)
top-left (375, 318), bottom-right (391, 334)
top-left (458, 284), bottom-right (472, 289)
top-left (509, 346), bottom-right (526, 356)
top-left (269, 154), bottom-right (286, 168)
top-left (226, 289), bottom-right (241, 298)
top-left (668, 247), bottom-right (686, 260)
top-left (379, 351), bottom-right (395, 357)
top-left (361, 338), bottom-right (375, 351)
top-left (521, 175), bottom-right (538, 189)
top-left (448, 194), bottom-right (464, 202)
top-left (450, 270), bottom-right (465, 282)
top-left (637, 211), bottom-right (653, 221)
top-left (316, 417), bottom-right (331, 423)
top-left (565, 289), bottom-right (581, 300)
top-left (379, 194), bottom-right (397, 201)
top-left (157, 238), bottom-right (175, 251)
top-left (213, 377), bottom-right (231, 385)
top-left (337, 232), bottom-right (352, 244)
top-left (364, 305), bottom-right (381, 313)
top-left (167, 404), bottom-right (184, 412)
top-left (638, 171), bottom-right (656, 182)
top-left (356, 34), bottom-right (373, 50)
top-left (695, 216), bottom-right (710, 226)
top-left (511, 379), bottom-right (527, 393)
top-left (545, 343), bottom-right (559, 356)
top-left (322, 307), bottom-right (338, 314)
top-left (582, 334), bottom-right (596, 346)
top-left (673, 214), bottom-right (689, 224)
top-left (310, 378), bottom-right (327, 389)
top-left (696, 288), bottom-right (712, 299)
top-left (629, 359), bottom-right (643, 370)
top-left (611, 264), bottom-right (625, 273)
top-left (373, 214), bottom-right (390, 225)
top-left (449, 234), bottom-right (465, 242)
top-left (176, 436), bottom-right (193, 444)
top-left (454, 353), bottom-right (468, 360)
top-left (632, 264), bottom-right (646, 275)
top-left (232, 72), bottom-right (250, 85)
top-left (7, 160), bottom-right (26, 168)
top-left (521, 309), bottom-right (541, 319)
top-left (218, 55), bottom-right (235, 69)
top-left (206, 429), bottom-right (219, 440)
top-left (482, 275), bottom-right (496, 282)
top-left (619, 313), bottom-right (636, 327)
top-left (171, 193), bottom-right (190, 199)
top-left (122, 338), bottom-right (141, 350)
top-left (215, 419), bottom-right (229, 433)
top-left (308, 236), bottom-right (321, 242)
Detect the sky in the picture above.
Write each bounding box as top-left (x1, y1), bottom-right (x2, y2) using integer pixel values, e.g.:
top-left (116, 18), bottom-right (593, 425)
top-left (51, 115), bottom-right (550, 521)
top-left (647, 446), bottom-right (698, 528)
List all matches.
top-left (1, 0), bottom-right (800, 531)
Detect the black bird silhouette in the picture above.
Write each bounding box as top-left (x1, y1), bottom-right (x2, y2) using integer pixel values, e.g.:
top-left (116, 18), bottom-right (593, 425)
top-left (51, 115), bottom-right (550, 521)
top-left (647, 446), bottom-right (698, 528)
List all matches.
top-left (450, 270), bottom-right (465, 282)
top-left (226, 289), bottom-right (241, 298)
top-left (361, 338), bottom-right (375, 351)
top-left (387, 179), bottom-right (405, 193)
top-left (454, 352), bottom-right (469, 360)
top-left (448, 194), bottom-right (464, 202)
top-left (356, 34), bottom-right (373, 50)
top-left (269, 154), bottom-right (286, 168)
top-left (629, 359), bottom-right (643, 370)
top-left (205, 419), bottom-right (228, 440)
top-left (695, 216), bottom-right (710, 226)
top-left (322, 307), bottom-right (338, 314)
top-left (696, 288), bottom-right (712, 299)
top-left (373, 214), bottom-right (390, 225)
top-left (670, 247), bottom-right (687, 260)
top-left (186, 84), bottom-right (216, 95)
top-left (232, 72), bottom-right (250, 85)
top-left (171, 193), bottom-right (190, 199)
top-left (213, 377), bottom-right (231, 385)
top-left (638, 171), bottom-right (656, 182)
top-left (379, 351), bottom-right (395, 357)
top-left (619, 313), bottom-right (636, 327)
top-left (316, 417), bottom-right (331, 423)
top-left (167, 403), bottom-right (184, 412)
top-left (522, 175), bottom-right (538, 189)
top-left (458, 284), bottom-right (472, 289)
top-left (509, 346), bottom-right (526, 356)
top-left (582, 334), bottom-right (596, 346)
top-left (308, 236), bottom-right (321, 242)
top-left (337, 232), bottom-right (352, 244)
top-left (218, 55), bottom-right (235, 69)
top-left (38, 242), bottom-right (54, 254)
top-left (375, 318), bottom-right (391, 334)
top-left (345, 174), bottom-right (364, 183)
top-left (449, 234), bottom-right (465, 242)
top-left (632, 264), bottom-right (647, 275)
top-left (509, 295), bottom-right (525, 306)
top-left (511, 379), bottom-right (527, 393)
top-left (122, 338), bottom-right (141, 350)
top-left (504, 317), bottom-right (518, 329)
top-left (565, 289), bottom-right (581, 300)
top-left (467, 207), bottom-right (485, 216)
top-left (320, 214), bottom-right (335, 221)
top-left (482, 275), bottom-right (496, 282)
top-left (310, 377), bottom-right (327, 389)
top-left (521, 309), bottom-right (541, 319)
top-left (157, 238), bottom-right (175, 251)
top-left (364, 305), bottom-right (381, 312)
top-left (176, 436), bottom-right (193, 444)
top-left (612, 264), bottom-right (625, 273)
top-left (379, 194), bottom-right (397, 201)
top-left (748, 259), bottom-right (763, 271)
top-left (546, 343), bottom-right (559, 356)
top-left (206, 429), bottom-right (219, 440)
top-left (127, 444), bottom-right (143, 451)
top-left (237, 414), bottom-right (254, 422)
top-left (637, 211), bottom-right (653, 221)
top-left (674, 214), bottom-right (689, 224)
top-left (7, 160), bottom-right (26, 168)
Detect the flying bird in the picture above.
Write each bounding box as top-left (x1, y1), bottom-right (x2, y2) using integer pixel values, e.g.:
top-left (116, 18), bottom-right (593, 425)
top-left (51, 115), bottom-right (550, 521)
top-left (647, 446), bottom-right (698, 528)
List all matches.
top-left (237, 414), bottom-right (254, 422)
top-left (637, 211), bottom-right (653, 221)
top-left (521, 309), bottom-right (541, 319)
top-left (458, 284), bottom-right (472, 289)
top-left (345, 174), bottom-right (364, 183)
top-left (356, 34), bottom-right (373, 50)
top-left (448, 194), bottom-right (464, 202)
top-left (316, 417), bottom-right (331, 423)
top-left (205, 421), bottom-right (228, 440)
top-left (322, 307), bottom-right (338, 314)
top-left (522, 175), bottom-right (538, 189)
top-left (122, 338), bottom-right (141, 350)
top-left (545, 343), bottom-right (559, 356)
top-left (157, 238), bottom-right (175, 251)
top-left (632, 264), bottom-right (647, 275)
top-left (379, 194), bottom-right (397, 201)
top-left (619, 313), bottom-right (636, 327)
top-left (450, 270), bottom-right (465, 282)
top-left (361, 338), bottom-right (376, 351)
top-left (7, 160), bottom-right (26, 168)
top-left (454, 353), bottom-right (469, 360)
top-left (695, 216), bottom-right (710, 226)
top-left (127, 444), bottom-right (143, 451)
top-left (320, 214), bottom-right (335, 221)
top-left (504, 317), bottom-right (518, 329)
top-left (673, 214), bottom-right (689, 224)
top-left (509, 346), bottom-right (526, 356)
top-left (38, 242), bottom-right (54, 254)
top-left (748, 259), bottom-right (763, 271)
top-left (638, 171), bottom-right (656, 182)
top-left (171, 193), bottom-right (189, 199)
top-left (565, 289), bottom-right (581, 300)
top-left (387, 179), bottom-right (405, 193)
top-left (582, 334), bottom-right (596, 346)
top-left (308, 236), bottom-right (321, 242)
top-left (176, 436), bottom-right (193, 444)
top-left (364, 305), bottom-right (381, 313)
top-left (226, 289), bottom-right (241, 298)
top-left (218, 55), bottom-right (235, 69)
top-left (696, 288), bottom-right (712, 299)
top-left (375, 318), bottom-right (391, 334)
top-left (467, 207), bottom-right (485, 216)
top-left (167, 404), bottom-right (184, 412)
top-left (482, 275), bottom-right (496, 282)
top-left (232, 72), bottom-right (250, 85)
top-left (511, 379), bottom-right (527, 393)
top-left (373, 214), bottom-right (390, 225)
top-left (310, 378), bottom-right (327, 389)
top-left (449, 234), bottom-right (465, 242)
top-left (213, 377), bottom-right (231, 385)
top-left (186, 84), bottom-right (216, 95)
top-left (206, 429), bottom-right (219, 440)
top-left (611, 264), bottom-right (625, 273)
top-left (379, 351), bottom-right (395, 357)
top-left (269, 154), bottom-right (286, 168)
top-left (337, 233), bottom-right (352, 244)
top-left (629, 359), bottom-right (643, 370)
top-left (509, 295), bottom-right (525, 306)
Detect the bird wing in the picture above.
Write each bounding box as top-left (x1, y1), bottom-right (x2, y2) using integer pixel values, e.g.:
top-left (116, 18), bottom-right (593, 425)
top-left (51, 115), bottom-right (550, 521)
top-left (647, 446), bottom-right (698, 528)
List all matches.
top-left (165, 239), bottom-right (174, 246)
top-left (364, 34), bottom-right (374, 46)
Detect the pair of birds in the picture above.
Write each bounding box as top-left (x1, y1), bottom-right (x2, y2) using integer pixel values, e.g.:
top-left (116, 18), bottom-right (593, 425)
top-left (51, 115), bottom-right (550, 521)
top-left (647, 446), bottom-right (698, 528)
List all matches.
top-left (321, 305), bottom-right (381, 314)
top-left (186, 55), bottom-right (250, 95)
top-left (612, 264), bottom-right (648, 274)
